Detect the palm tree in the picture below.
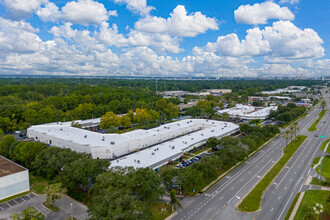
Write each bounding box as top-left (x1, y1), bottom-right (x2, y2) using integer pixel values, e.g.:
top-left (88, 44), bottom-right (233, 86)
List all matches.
top-left (290, 127), bottom-right (294, 148)
top-left (284, 130), bottom-right (290, 152)
top-left (170, 190), bottom-right (182, 211)
top-left (293, 122), bottom-right (299, 139)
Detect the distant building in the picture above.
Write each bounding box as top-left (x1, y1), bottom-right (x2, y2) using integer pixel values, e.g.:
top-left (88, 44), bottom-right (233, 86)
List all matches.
top-left (217, 104), bottom-right (277, 121)
top-left (0, 156), bottom-right (30, 200)
top-left (248, 96), bottom-right (268, 103)
top-left (206, 89), bottom-right (232, 96)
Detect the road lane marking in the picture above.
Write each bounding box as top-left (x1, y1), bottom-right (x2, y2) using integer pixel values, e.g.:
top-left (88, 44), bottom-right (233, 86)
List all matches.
top-left (271, 208), bottom-right (274, 212)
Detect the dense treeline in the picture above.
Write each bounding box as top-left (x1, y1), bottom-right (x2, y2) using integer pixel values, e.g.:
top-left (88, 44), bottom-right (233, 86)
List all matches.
top-left (0, 78), bottom-right (320, 132)
top-left (269, 103), bottom-right (306, 122)
top-left (0, 135), bottom-right (109, 192)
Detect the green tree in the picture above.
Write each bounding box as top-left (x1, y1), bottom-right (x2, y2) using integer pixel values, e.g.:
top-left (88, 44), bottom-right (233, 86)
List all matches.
top-left (177, 168), bottom-right (203, 193)
top-left (284, 130), bottom-right (290, 152)
top-left (120, 115), bottom-right (132, 128)
top-left (206, 137), bottom-right (220, 150)
top-left (158, 166), bottom-right (178, 189)
top-left (45, 183), bottom-right (67, 208)
top-left (169, 190), bottom-right (182, 211)
top-left (155, 99), bottom-right (179, 122)
top-left (10, 207), bottom-right (45, 220)
top-left (128, 168), bottom-right (164, 202)
top-left (13, 142), bottom-right (47, 169)
top-left (57, 158), bottom-right (109, 191)
top-left (0, 135), bottom-right (18, 159)
top-left (100, 111), bottom-right (121, 129)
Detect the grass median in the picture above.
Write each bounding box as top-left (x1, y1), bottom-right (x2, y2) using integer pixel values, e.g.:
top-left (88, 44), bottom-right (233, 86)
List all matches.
top-left (294, 190), bottom-right (330, 220)
top-left (308, 109), bottom-right (327, 131)
top-left (238, 135), bottom-right (307, 212)
top-left (320, 139), bottom-right (330, 153)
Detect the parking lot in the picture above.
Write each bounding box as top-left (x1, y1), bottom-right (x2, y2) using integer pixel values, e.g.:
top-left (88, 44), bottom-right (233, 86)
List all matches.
top-left (0, 193), bottom-right (88, 220)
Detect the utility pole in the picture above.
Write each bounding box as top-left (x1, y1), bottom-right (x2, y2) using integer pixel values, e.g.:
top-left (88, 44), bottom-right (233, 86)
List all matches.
top-left (156, 80), bottom-right (158, 95)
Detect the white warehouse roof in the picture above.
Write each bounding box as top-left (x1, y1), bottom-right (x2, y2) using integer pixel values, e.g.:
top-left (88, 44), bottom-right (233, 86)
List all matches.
top-left (217, 104), bottom-right (277, 120)
top-left (27, 119), bottom-right (239, 166)
top-left (111, 119), bottom-right (239, 169)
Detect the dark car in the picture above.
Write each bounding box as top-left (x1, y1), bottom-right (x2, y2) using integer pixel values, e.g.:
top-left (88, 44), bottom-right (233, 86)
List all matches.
top-left (315, 134), bottom-right (318, 137)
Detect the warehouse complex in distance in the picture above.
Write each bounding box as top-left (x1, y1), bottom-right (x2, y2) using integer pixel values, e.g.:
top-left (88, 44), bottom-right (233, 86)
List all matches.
top-left (0, 156), bottom-right (30, 200)
top-left (217, 104), bottom-right (277, 121)
top-left (27, 119), bottom-right (239, 170)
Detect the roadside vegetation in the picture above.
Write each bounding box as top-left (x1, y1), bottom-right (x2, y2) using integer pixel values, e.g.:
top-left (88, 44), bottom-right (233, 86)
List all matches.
top-left (320, 139), bottom-right (330, 153)
top-left (238, 135), bottom-right (307, 212)
top-left (308, 109), bottom-right (328, 131)
top-left (311, 157), bottom-right (320, 168)
top-left (293, 190), bottom-right (330, 220)
top-left (284, 193), bottom-right (301, 220)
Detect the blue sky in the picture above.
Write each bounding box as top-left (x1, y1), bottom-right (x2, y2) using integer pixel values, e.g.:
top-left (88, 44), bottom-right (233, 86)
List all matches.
top-left (0, 0), bottom-right (329, 77)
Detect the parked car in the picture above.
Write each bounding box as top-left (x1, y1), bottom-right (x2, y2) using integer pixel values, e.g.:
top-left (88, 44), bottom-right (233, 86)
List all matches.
top-left (315, 134), bottom-right (318, 137)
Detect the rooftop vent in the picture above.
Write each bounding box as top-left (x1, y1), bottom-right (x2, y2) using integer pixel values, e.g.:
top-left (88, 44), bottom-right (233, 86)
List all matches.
top-left (110, 141), bottom-right (115, 145)
top-left (84, 135), bottom-right (87, 138)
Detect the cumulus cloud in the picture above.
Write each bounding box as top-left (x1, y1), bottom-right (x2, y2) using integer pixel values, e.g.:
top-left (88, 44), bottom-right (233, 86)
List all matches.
top-left (112, 0), bottom-right (154, 16)
top-left (3, 0), bottom-right (48, 18)
top-left (61, 0), bottom-right (116, 25)
top-left (0, 17), bottom-right (42, 56)
top-left (234, 2), bottom-right (294, 25)
top-left (135, 5), bottom-right (218, 37)
top-left (36, 2), bottom-right (61, 22)
top-left (197, 21), bottom-right (324, 63)
top-left (263, 21), bottom-right (324, 62)
top-left (204, 28), bottom-right (271, 57)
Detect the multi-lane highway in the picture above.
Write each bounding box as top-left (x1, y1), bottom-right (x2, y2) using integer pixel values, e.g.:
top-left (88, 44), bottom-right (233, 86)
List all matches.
top-left (174, 89), bottom-right (329, 220)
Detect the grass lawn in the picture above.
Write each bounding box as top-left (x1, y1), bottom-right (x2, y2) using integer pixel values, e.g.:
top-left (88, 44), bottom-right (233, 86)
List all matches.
top-left (294, 190), bottom-right (330, 220)
top-left (308, 109), bottom-right (327, 131)
top-left (148, 201), bottom-right (174, 220)
top-left (238, 135), bottom-right (307, 212)
top-left (284, 193), bottom-right (300, 220)
top-left (29, 173), bottom-right (50, 194)
top-left (319, 156), bottom-right (330, 179)
top-left (311, 157), bottom-right (320, 168)
top-left (320, 139), bottom-right (330, 153)
top-left (310, 177), bottom-right (327, 186)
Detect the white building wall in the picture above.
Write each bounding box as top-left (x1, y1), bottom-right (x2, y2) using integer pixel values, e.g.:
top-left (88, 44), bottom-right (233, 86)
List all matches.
top-left (0, 170), bottom-right (30, 200)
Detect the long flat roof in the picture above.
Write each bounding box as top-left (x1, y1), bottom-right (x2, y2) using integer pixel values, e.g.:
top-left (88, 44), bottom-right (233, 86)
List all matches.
top-left (217, 104), bottom-right (277, 119)
top-left (0, 156), bottom-right (26, 178)
top-left (110, 119), bottom-right (239, 169)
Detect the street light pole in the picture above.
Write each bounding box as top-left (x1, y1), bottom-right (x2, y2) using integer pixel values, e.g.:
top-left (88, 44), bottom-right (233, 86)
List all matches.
top-left (70, 203), bottom-right (73, 220)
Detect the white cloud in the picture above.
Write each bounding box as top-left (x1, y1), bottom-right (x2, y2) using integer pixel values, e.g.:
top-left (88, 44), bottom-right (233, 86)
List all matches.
top-left (197, 21), bottom-right (324, 63)
top-left (96, 22), bottom-right (129, 47)
top-left (234, 2), bottom-right (294, 25)
top-left (204, 28), bottom-right (271, 57)
top-left (112, 0), bottom-right (154, 16)
top-left (0, 17), bottom-right (42, 56)
top-left (95, 22), bottom-right (183, 54)
top-left (135, 5), bottom-right (218, 37)
top-left (61, 0), bottom-right (115, 25)
top-left (280, 0), bottom-right (300, 5)
top-left (263, 21), bottom-right (324, 62)
top-left (3, 0), bottom-right (48, 18)
top-left (36, 2), bottom-right (61, 22)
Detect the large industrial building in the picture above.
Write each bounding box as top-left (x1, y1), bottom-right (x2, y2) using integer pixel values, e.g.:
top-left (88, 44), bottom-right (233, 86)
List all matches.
top-left (217, 104), bottom-right (277, 120)
top-left (27, 119), bottom-right (239, 169)
top-left (0, 156), bottom-right (30, 200)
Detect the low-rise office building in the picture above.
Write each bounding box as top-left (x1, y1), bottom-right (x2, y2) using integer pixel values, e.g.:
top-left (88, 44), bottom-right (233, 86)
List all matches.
top-left (27, 119), bottom-right (239, 163)
top-left (0, 156), bottom-right (30, 200)
top-left (217, 104), bottom-right (277, 121)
